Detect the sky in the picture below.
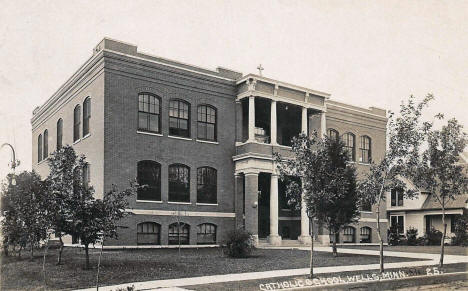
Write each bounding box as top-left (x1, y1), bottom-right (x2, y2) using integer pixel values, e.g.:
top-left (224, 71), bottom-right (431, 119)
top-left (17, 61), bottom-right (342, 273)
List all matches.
top-left (0, 0), bottom-right (467, 179)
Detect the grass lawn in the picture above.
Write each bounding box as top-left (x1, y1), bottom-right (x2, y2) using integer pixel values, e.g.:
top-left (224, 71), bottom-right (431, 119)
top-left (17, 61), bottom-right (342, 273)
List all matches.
top-left (1, 247), bottom-right (427, 290)
top-left (339, 245), bottom-right (468, 256)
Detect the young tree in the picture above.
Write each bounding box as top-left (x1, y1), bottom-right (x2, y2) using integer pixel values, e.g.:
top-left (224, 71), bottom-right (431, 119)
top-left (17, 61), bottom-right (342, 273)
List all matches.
top-left (358, 95), bottom-right (432, 273)
top-left (409, 117), bottom-right (467, 268)
top-left (1, 171), bottom-right (49, 260)
top-left (275, 132), bottom-right (359, 276)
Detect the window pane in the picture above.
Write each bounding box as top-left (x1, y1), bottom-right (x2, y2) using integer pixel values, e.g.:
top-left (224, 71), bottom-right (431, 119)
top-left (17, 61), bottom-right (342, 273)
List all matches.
top-left (138, 113), bottom-right (148, 130)
top-left (179, 119), bottom-right (188, 130)
top-left (149, 114), bottom-right (159, 132)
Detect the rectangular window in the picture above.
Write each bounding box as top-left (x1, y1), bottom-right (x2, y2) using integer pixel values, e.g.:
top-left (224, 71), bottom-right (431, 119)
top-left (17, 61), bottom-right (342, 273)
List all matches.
top-left (391, 215), bottom-right (404, 234)
top-left (391, 189), bottom-right (403, 206)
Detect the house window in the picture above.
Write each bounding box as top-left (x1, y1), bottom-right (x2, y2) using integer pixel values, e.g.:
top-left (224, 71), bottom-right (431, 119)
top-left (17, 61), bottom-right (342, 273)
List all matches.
top-left (138, 93), bottom-right (161, 133)
top-left (168, 222), bottom-right (190, 245)
top-left (169, 164), bottom-right (190, 202)
top-left (360, 136), bottom-right (371, 163)
top-left (391, 215), bottom-right (404, 234)
top-left (137, 160), bottom-right (161, 201)
top-left (197, 223), bottom-right (217, 244)
top-left (83, 164), bottom-right (90, 189)
top-left (137, 222), bottom-right (161, 245)
top-left (342, 132), bottom-right (355, 161)
top-left (391, 188), bottom-right (404, 206)
top-left (57, 119), bottom-right (63, 150)
top-left (329, 230), bottom-right (339, 243)
top-left (83, 97), bottom-right (91, 136)
top-left (38, 134), bottom-right (43, 162)
top-left (327, 129), bottom-right (339, 141)
top-left (360, 227), bottom-right (371, 243)
top-left (451, 215), bottom-right (461, 233)
top-left (74, 105), bottom-right (81, 142)
top-left (197, 167), bottom-right (217, 204)
top-left (343, 226), bottom-right (355, 243)
top-left (169, 100), bottom-right (190, 137)
top-left (361, 200), bottom-right (372, 212)
top-left (197, 105), bottom-right (217, 141)
top-left (43, 130), bottom-right (48, 159)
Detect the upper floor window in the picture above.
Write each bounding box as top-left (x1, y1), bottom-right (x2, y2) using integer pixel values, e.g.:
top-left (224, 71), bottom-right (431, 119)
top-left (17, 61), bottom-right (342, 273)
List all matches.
top-left (138, 93), bottom-right (161, 133)
top-left (73, 105), bottom-right (81, 142)
top-left (43, 130), bottom-right (48, 159)
top-left (169, 164), bottom-right (190, 202)
top-left (391, 215), bottom-right (404, 234)
top-left (197, 105), bottom-right (217, 141)
top-left (83, 97), bottom-right (91, 136)
top-left (342, 132), bottom-right (355, 161)
top-left (327, 129), bottom-right (339, 141)
top-left (360, 199), bottom-right (372, 212)
top-left (197, 167), bottom-right (217, 204)
top-left (360, 136), bottom-right (371, 163)
top-left (38, 134), bottom-right (43, 162)
top-left (391, 188), bottom-right (404, 206)
top-left (83, 163), bottom-right (90, 189)
top-left (197, 223), bottom-right (217, 244)
top-left (169, 100), bottom-right (190, 138)
top-left (57, 119), bottom-right (63, 150)
top-left (137, 160), bottom-right (161, 201)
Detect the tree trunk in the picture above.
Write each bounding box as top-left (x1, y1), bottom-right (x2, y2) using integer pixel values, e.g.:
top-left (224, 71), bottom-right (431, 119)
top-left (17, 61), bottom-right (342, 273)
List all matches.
top-left (30, 242), bottom-right (34, 261)
top-left (43, 236), bottom-right (50, 288)
top-left (57, 235), bottom-right (64, 265)
top-left (376, 202), bottom-right (384, 273)
top-left (439, 206), bottom-right (446, 269)
top-left (3, 237), bottom-right (9, 257)
top-left (18, 246), bottom-right (22, 258)
top-left (309, 227), bottom-right (314, 278)
top-left (85, 244), bottom-right (90, 270)
top-left (332, 232), bottom-right (338, 257)
top-left (96, 239), bottom-right (104, 290)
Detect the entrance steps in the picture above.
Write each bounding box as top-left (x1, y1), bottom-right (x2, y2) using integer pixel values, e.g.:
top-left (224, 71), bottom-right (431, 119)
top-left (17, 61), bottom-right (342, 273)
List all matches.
top-left (257, 238), bottom-right (325, 248)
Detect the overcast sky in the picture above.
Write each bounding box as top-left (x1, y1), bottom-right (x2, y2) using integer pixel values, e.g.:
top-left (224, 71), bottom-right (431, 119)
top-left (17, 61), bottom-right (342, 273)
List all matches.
top-left (0, 0), bottom-right (467, 179)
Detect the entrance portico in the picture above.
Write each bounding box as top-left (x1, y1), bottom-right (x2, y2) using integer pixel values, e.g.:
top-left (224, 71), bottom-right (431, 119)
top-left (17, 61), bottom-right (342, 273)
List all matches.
top-left (233, 74), bottom-right (329, 245)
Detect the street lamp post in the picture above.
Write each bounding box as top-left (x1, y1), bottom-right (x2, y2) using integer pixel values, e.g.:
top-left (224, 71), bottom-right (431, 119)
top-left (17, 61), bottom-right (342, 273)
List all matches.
top-left (1, 143), bottom-right (20, 185)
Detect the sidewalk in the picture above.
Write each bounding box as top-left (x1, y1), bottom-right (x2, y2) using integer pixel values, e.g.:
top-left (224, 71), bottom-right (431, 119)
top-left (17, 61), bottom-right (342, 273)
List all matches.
top-left (75, 247), bottom-right (468, 291)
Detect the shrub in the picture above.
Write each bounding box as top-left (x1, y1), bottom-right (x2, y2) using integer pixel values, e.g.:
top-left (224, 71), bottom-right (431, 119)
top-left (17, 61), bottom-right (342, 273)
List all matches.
top-left (387, 226), bottom-right (402, 246)
top-left (451, 216), bottom-right (468, 246)
top-left (224, 228), bottom-right (255, 258)
top-left (406, 227), bottom-right (419, 246)
top-left (425, 227), bottom-right (443, 245)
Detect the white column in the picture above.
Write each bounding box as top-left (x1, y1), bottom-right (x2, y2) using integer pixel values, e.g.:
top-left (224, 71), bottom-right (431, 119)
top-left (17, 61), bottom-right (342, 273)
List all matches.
top-left (320, 112), bottom-right (326, 137)
top-left (270, 100), bottom-right (277, 145)
top-left (268, 173), bottom-right (281, 245)
top-left (248, 96), bottom-right (255, 142)
top-left (298, 182), bottom-right (312, 244)
top-left (301, 107), bottom-right (308, 135)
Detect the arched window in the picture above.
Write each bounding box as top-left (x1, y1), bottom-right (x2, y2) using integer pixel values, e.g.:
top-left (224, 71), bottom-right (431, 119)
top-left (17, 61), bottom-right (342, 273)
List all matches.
top-left (168, 222), bottom-right (190, 245)
top-left (57, 118), bottom-right (63, 150)
top-left (137, 222), bottom-right (161, 245)
top-left (169, 164), bottom-right (190, 202)
top-left (138, 93), bottom-right (161, 133)
top-left (137, 160), bottom-right (161, 201)
top-left (197, 223), bottom-right (217, 244)
top-left (169, 100), bottom-right (190, 138)
top-left (342, 132), bottom-right (355, 161)
top-left (343, 226), bottom-right (356, 243)
top-left (38, 134), bottom-right (43, 162)
top-left (73, 105), bottom-right (81, 142)
top-left (43, 129), bottom-right (48, 159)
top-left (327, 129), bottom-right (339, 141)
top-left (83, 97), bottom-right (91, 136)
top-left (197, 105), bottom-right (217, 141)
top-left (360, 227), bottom-right (372, 243)
top-left (360, 136), bottom-right (371, 163)
top-left (197, 167), bottom-right (217, 204)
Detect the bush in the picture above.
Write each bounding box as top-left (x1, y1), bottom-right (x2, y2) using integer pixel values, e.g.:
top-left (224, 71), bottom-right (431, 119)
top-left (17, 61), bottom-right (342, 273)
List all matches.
top-left (387, 226), bottom-right (402, 246)
top-left (406, 227), bottom-right (419, 246)
top-left (224, 229), bottom-right (255, 258)
top-left (451, 216), bottom-right (468, 246)
top-left (425, 227), bottom-right (443, 245)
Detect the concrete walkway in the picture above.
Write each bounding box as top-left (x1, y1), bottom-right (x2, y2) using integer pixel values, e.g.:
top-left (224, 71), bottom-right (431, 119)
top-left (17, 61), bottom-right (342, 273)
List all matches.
top-left (75, 247), bottom-right (468, 291)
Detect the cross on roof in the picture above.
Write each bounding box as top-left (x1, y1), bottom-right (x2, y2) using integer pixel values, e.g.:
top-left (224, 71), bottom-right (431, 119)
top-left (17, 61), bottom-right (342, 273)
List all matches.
top-left (257, 64), bottom-right (264, 76)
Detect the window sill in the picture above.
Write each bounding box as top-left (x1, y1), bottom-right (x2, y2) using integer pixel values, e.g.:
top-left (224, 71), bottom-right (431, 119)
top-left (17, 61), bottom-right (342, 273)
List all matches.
top-left (38, 157), bottom-right (49, 165)
top-left (168, 201), bottom-right (192, 205)
top-left (137, 130), bottom-right (163, 137)
top-left (357, 162), bottom-right (371, 166)
top-left (196, 139), bottom-right (219, 145)
top-left (82, 133), bottom-right (91, 140)
top-left (360, 211), bottom-right (373, 214)
top-left (136, 200), bottom-right (163, 203)
top-left (168, 135), bottom-right (193, 141)
top-left (73, 138), bottom-right (81, 145)
top-left (196, 203), bottom-right (218, 206)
